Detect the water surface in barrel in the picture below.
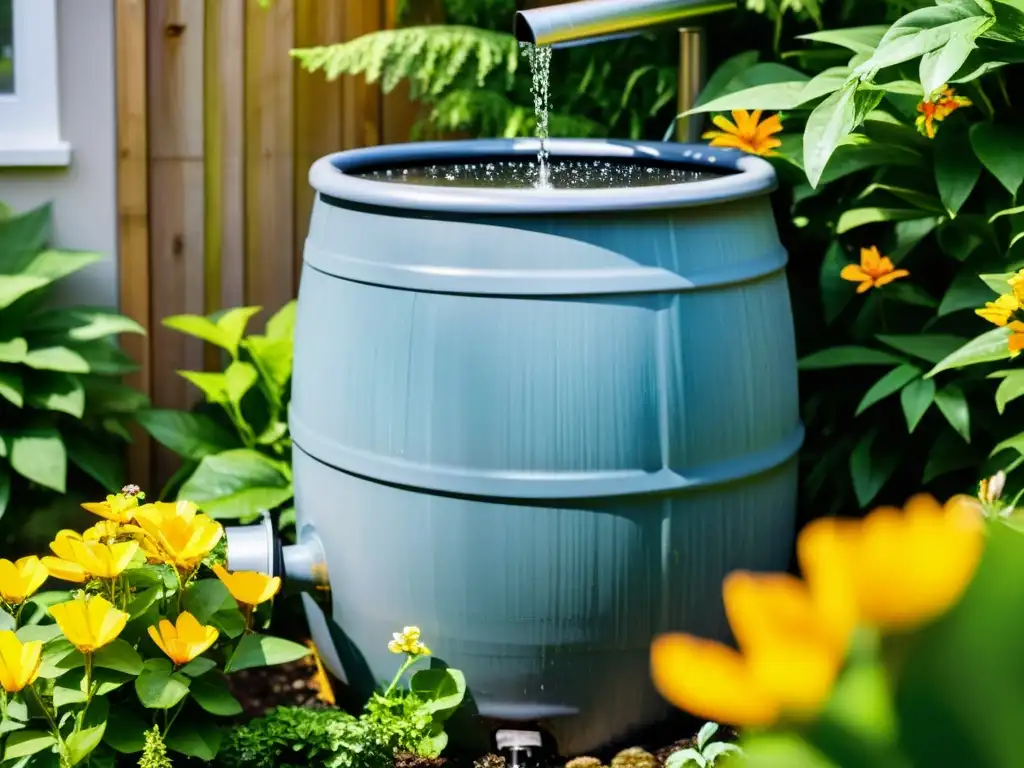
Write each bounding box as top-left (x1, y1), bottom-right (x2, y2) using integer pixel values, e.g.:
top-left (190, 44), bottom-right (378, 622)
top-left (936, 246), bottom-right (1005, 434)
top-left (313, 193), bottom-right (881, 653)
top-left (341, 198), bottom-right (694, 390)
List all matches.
top-left (352, 158), bottom-right (724, 190)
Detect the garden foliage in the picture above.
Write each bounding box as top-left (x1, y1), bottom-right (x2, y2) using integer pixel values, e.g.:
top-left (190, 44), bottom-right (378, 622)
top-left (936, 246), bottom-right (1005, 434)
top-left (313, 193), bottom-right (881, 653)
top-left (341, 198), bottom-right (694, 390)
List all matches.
top-left (691, 0), bottom-right (1024, 512)
top-left (0, 203), bottom-right (146, 538)
top-left (134, 303), bottom-right (296, 526)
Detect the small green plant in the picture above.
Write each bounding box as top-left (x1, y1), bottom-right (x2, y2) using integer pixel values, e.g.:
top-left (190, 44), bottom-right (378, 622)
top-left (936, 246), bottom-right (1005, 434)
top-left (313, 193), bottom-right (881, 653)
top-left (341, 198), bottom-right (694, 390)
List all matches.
top-left (135, 302), bottom-right (296, 525)
top-left (665, 723), bottom-right (742, 768)
top-left (219, 627), bottom-right (465, 768)
top-left (0, 202), bottom-right (147, 536)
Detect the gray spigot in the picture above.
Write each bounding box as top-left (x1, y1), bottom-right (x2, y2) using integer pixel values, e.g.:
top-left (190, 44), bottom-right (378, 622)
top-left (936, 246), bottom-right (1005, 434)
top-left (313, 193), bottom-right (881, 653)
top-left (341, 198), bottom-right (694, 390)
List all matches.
top-left (224, 511), bottom-right (329, 594)
top-left (513, 0), bottom-right (733, 48)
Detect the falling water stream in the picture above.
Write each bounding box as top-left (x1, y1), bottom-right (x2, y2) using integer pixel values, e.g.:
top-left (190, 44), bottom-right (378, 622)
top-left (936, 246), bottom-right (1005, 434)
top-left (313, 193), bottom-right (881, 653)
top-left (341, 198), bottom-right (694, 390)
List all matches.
top-left (520, 42), bottom-right (554, 188)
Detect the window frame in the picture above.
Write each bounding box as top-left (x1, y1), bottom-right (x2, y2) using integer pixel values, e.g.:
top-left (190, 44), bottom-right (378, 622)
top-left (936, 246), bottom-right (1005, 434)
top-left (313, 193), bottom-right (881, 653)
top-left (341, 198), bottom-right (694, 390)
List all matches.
top-left (0, 0), bottom-right (70, 167)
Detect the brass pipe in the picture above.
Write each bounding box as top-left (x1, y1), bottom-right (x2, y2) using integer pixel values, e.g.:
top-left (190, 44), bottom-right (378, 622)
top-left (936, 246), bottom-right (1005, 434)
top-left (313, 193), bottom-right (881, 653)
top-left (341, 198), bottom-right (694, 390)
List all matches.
top-left (676, 27), bottom-right (706, 143)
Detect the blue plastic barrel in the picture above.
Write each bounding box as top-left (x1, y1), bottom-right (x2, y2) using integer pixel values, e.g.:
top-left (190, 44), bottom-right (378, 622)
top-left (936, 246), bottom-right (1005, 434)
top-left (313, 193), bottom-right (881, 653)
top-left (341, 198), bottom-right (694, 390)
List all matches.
top-left (291, 139), bottom-right (802, 753)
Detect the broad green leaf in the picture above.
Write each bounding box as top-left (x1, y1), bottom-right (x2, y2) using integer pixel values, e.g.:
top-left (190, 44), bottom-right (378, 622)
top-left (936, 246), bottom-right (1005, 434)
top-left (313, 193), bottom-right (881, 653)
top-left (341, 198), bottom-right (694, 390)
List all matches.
top-left (924, 429), bottom-right (979, 482)
top-left (979, 272), bottom-right (1015, 294)
top-left (182, 580), bottom-right (246, 638)
top-left (850, 428), bottom-right (902, 507)
top-left (25, 307), bottom-right (145, 341)
top-left (66, 697), bottom-right (109, 766)
top-left (162, 315), bottom-right (232, 352)
top-left (4, 731), bottom-right (57, 760)
top-left (189, 673), bottom-right (244, 716)
top-left (877, 334), bottom-right (967, 364)
top-left (860, 78), bottom-right (924, 95)
top-left (692, 50), bottom-right (761, 109)
top-left (666, 748), bottom-right (705, 768)
top-left (935, 123), bottom-right (982, 216)
top-left (266, 300), bottom-right (296, 340)
top-left (74, 341), bottom-right (139, 376)
top-left (970, 122), bottom-right (1024, 195)
top-left (214, 306), bottom-right (263, 353)
top-left (245, 335), bottom-right (293, 389)
top-left (179, 657), bottom-right (216, 678)
top-left (990, 205), bottom-right (1024, 223)
top-left (992, 431), bottom-right (1024, 457)
top-left (134, 409), bottom-right (239, 461)
top-left (24, 372), bottom-right (85, 418)
top-left (93, 638), bottom-right (143, 675)
top-left (179, 371), bottom-right (229, 403)
top-left (18, 249), bottom-right (105, 282)
top-left (0, 276), bottom-right (49, 309)
top-left (856, 184), bottom-right (945, 213)
top-left (798, 25), bottom-right (890, 53)
top-left (805, 81), bottom-right (858, 187)
top-left (891, 218), bottom-right (941, 262)
top-left (224, 361), bottom-right (258, 404)
top-left (8, 430), bottom-right (66, 492)
top-left (410, 668), bottom-right (466, 718)
top-left (0, 468), bottom-right (10, 522)
top-left (697, 722), bottom-right (720, 751)
top-left (927, 327), bottom-right (1013, 375)
top-left (856, 364), bottom-right (922, 415)
top-left (135, 658), bottom-right (190, 709)
top-left (856, 4), bottom-right (993, 75)
top-left (102, 707), bottom-right (149, 754)
top-left (178, 449), bottom-right (292, 520)
top-left (164, 719), bottom-right (224, 761)
top-left (819, 141), bottom-right (925, 185)
top-left (935, 384), bottom-right (971, 441)
top-left (0, 203), bottom-right (52, 265)
top-left (885, 282), bottom-right (938, 308)
top-left (0, 337), bottom-right (28, 363)
top-left (919, 16), bottom-right (990, 95)
top-left (0, 370), bottom-right (24, 407)
top-left (901, 377), bottom-right (936, 431)
top-left (704, 743), bottom-right (742, 762)
top-left (820, 242), bottom-right (855, 324)
top-left (837, 208), bottom-right (933, 234)
top-left (799, 346), bottom-right (905, 370)
top-left (938, 270), bottom-right (997, 316)
top-left (82, 378), bottom-right (150, 415)
top-left (681, 81), bottom-right (810, 116)
top-left (225, 634), bottom-right (310, 672)
top-left (22, 346), bottom-right (88, 373)
top-left (995, 370), bottom-right (1024, 413)
top-left (65, 432), bottom-right (125, 491)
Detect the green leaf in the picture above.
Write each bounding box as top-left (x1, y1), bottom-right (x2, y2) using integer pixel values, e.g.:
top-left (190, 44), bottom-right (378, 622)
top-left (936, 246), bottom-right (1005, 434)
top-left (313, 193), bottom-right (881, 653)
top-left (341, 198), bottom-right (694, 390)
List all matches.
top-left (164, 719), bottom-right (224, 761)
top-left (682, 81), bottom-right (810, 115)
top-left (18, 249), bottom-right (105, 282)
top-left (856, 364), bottom-right (922, 415)
top-left (0, 337), bottom-right (28, 363)
top-left (245, 336), bottom-right (293, 389)
top-left (799, 346), bottom-right (905, 370)
top-left (0, 369), bottom-right (24, 407)
top-left (24, 373), bottom-right (85, 418)
top-left (8, 430), bottom-right (66, 492)
top-left (935, 384), bottom-right (971, 440)
top-left (0, 203), bottom-right (51, 257)
top-left (189, 673), bottom-right (244, 716)
top-left (178, 371), bottom-right (229, 403)
top-left (134, 409), bottom-right (239, 461)
top-left (224, 361), bottom-right (258, 404)
top-left (927, 327), bottom-right (1013, 375)
top-left (214, 306), bottom-right (263, 352)
top-left (102, 707), bottom-right (149, 754)
top-left (992, 430), bottom-right (1024, 457)
top-left (856, 3), bottom-right (993, 75)
top-left (856, 184), bottom-right (945, 213)
top-left (970, 122), bottom-right (1024, 195)
top-left (22, 346), bottom-right (89, 373)
top-left (179, 657), bottom-right (216, 678)
top-left (919, 16), bottom-right (990, 95)
top-left (877, 334), bottom-right (968, 364)
top-left (995, 370), bottom-right (1024, 413)
top-left (798, 25), bottom-right (890, 53)
top-left (935, 123), bottom-right (983, 216)
top-left (162, 315), bottom-right (232, 353)
top-left (410, 668), bottom-right (466, 718)
top-left (178, 449), bottom-right (292, 520)
top-left (65, 431), bottom-right (124, 491)
top-left (939, 269), bottom-right (997, 316)
top-left (885, 282), bottom-right (938, 308)
top-left (66, 697), bottom-right (109, 766)
top-left (837, 208), bottom-right (934, 234)
top-left (224, 634), bottom-right (310, 673)
top-left (93, 639), bottom-right (143, 675)
top-left (693, 50), bottom-right (760, 109)
top-left (850, 429), bottom-right (902, 507)
top-left (25, 308), bottom-right (145, 341)
top-left (820, 242), bottom-right (854, 324)
top-left (0, 468), bottom-right (9, 522)
top-left (804, 80), bottom-right (858, 188)
top-left (924, 429), bottom-right (978, 482)
top-left (980, 272), bottom-right (1018, 294)
top-left (135, 658), bottom-right (190, 709)
top-left (266, 300), bottom-right (297, 339)
top-left (901, 377), bottom-right (936, 431)
top-left (0, 276), bottom-right (49, 310)
top-left (182, 580), bottom-right (246, 638)
top-left (4, 731), bottom-right (57, 760)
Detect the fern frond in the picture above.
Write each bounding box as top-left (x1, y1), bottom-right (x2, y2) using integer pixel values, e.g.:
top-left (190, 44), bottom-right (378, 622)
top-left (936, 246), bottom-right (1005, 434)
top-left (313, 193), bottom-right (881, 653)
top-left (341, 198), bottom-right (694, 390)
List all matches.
top-left (291, 26), bottom-right (519, 98)
top-left (426, 89), bottom-right (606, 140)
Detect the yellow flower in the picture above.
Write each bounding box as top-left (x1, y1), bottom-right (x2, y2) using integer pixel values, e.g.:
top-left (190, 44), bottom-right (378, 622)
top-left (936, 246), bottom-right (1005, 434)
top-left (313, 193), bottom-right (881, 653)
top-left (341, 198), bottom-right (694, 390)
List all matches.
top-left (915, 85), bottom-right (971, 138)
top-left (49, 595), bottom-right (129, 653)
top-left (979, 470), bottom-right (1007, 505)
top-left (1008, 270), bottom-right (1024, 302)
top-left (976, 293), bottom-right (1019, 327)
top-left (82, 492), bottom-right (140, 524)
top-left (1011, 321), bottom-right (1024, 358)
top-left (133, 501), bottom-right (223, 570)
top-left (41, 531), bottom-right (89, 583)
top-left (0, 557), bottom-right (49, 605)
top-left (0, 631), bottom-right (42, 693)
top-left (387, 626), bottom-right (432, 657)
top-left (69, 539), bottom-right (139, 580)
top-left (840, 246), bottom-right (910, 293)
top-left (84, 520), bottom-right (124, 542)
top-left (212, 565), bottom-right (280, 606)
top-left (650, 569), bottom-right (849, 727)
top-left (701, 109), bottom-right (783, 156)
top-left (147, 612), bottom-right (219, 666)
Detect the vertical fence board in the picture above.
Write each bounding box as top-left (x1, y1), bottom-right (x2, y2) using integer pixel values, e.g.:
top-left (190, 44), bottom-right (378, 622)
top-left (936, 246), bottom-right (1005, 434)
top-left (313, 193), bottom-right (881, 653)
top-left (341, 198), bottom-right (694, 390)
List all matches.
top-left (147, 0), bottom-right (206, 483)
top-left (342, 0), bottom-right (383, 149)
top-left (115, 0), bottom-right (152, 491)
top-left (293, 0), bottom-right (346, 286)
top-left (244, 0), bottom-right (295, 320)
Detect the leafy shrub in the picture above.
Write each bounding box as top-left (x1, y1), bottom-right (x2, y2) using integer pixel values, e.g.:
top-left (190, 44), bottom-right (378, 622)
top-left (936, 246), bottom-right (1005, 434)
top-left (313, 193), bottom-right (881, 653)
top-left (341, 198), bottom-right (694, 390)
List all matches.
top-left (0, 203), bottom-right (146, 536)
top-left (135, 302), bottom-right (295, 525)
top-left (0, 489), bottom-right (309, 767)
top-left (687, 0), bottom-right (1024, 513)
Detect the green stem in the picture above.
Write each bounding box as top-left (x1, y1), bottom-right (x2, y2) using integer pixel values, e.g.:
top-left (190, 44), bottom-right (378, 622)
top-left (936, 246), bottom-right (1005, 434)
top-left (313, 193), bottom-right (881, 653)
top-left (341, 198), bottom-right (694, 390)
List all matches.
top-left (78, 654), bottom-right (94, 730)
top-left (971, 80), bottom-right (995, 120)
top-left (173, 567), bottom-right (184, 614)
top-left (28, 685), bottom-right (67, 758)
top-left (14, 602), bottom-right (25, 627)
top-left (997, 71), bottom-right (1012, 109)
top-left (384, 656), bottom-right (417, 697)
top-left (164, 699), bottom-right (187, 737)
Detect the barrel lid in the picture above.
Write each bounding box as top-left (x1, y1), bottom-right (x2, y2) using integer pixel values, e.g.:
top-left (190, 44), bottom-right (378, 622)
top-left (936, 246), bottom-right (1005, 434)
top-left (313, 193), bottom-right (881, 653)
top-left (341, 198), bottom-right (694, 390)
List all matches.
top-left (309, 139), bottom-right (777, 215)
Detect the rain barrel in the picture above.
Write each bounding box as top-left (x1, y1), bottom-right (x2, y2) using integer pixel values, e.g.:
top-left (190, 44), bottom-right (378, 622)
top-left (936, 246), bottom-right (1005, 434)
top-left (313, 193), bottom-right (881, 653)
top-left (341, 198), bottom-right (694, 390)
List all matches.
top-left (290, 139), bottom-right (803, 753)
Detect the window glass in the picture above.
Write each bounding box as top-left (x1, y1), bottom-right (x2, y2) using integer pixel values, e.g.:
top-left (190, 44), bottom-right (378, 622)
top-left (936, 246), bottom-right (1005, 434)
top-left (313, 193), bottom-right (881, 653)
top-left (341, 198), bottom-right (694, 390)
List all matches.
top-left (0, 0), bottom-right (12, 95)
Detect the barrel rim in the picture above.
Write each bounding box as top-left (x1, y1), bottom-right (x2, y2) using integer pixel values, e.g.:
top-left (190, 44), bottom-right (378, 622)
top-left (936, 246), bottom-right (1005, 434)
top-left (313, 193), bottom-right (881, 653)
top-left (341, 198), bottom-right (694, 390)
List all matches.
top-left (308, 139), bottom-right (777, 215)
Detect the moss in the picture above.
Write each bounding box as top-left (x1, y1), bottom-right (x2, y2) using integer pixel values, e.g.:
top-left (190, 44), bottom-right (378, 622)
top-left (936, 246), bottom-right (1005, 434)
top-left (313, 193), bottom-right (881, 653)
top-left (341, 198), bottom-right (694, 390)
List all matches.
top-left (610, 747), bottom-right (658, 768)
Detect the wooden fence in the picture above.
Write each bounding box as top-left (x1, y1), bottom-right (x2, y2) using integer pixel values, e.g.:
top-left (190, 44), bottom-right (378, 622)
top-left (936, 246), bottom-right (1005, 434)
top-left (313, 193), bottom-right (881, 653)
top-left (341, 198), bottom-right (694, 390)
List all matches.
top-left (114, 0), bottom-right (424, 487)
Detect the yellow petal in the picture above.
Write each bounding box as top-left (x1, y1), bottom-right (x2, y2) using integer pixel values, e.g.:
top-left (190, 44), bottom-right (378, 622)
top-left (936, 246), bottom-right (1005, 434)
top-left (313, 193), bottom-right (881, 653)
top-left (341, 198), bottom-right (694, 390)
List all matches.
top-left (50, 598), bottom-right (93, 651)
top-left (731, 110), bottom-right (756, 137)
top-left (754, 113), bottom-right (783, 141)
top-left (40, 557), bottom-right (87, 583)
top-left (711, 114), bottom-right (740, 135)
top-left (797, 518), bottom-right (859, 650)
top-left (873, 269), bottom-right (910, 288)
top-left (707, 134), bottom-right (754, 152)
top-left (651, 633), bottom-right (779, 726)
top-left (148, 621), bottom-right (173, 660)
top-left (1011, 332), bottom-right (1024, 354)
top-left (0, 631), bottom-right (42, 693)
top-left (90, 596), bottom-right (129, 649)
top-left (861, 246), bottom-right (882, 272)
top-left (214, 565), bottom-right (281, 606)
top-left (857, 280), bottom-right (874, 294)
top-left (840, 264), bottom-right (870, 283)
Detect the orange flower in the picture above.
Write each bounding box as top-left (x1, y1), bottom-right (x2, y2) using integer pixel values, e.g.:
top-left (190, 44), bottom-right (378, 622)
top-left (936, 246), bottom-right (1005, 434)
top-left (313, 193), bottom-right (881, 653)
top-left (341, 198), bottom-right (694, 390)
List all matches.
top-left (916, 85), bottom-right (971, 138)
top-left (702, 110), bottom-right (783, 156)
top-left (1010, 321), bottom-right (1024, 358)
top-left (840, 246), bottom-right (909, 293)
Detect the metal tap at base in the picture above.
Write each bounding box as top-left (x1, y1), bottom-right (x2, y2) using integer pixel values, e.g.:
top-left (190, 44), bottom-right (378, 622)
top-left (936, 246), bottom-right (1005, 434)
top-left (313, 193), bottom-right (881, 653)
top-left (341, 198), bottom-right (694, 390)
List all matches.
top-left (223, 511), bottom-right (329, 595)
